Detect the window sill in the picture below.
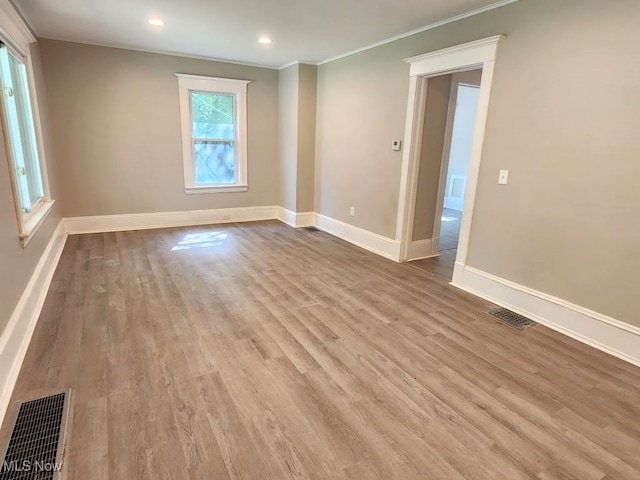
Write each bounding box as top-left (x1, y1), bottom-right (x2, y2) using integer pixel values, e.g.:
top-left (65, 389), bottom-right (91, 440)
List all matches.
top-left (19, 200), bottom-right (55, 247)
top-left (184, 185), bottom-right (248, 195)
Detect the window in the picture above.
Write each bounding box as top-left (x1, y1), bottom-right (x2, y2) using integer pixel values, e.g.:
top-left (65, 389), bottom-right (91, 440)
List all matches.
top-left (176, 74), bottom-right (250, 194)
top-left (0, 42), bottom-right (52, 245)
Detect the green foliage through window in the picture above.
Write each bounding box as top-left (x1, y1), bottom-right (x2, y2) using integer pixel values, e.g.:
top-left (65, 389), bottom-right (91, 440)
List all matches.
top-left (190, 91), bottom-right (237, 184)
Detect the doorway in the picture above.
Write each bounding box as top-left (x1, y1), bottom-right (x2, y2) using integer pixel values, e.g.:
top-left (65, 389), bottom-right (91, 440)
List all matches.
top-left (438, 77), bottom-right (481, 253)
top-left (395, 35), bottom-right (504, 287)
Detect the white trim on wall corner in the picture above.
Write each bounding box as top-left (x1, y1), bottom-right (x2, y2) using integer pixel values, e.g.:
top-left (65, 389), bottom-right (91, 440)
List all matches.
top-left (295, 212), bottom-right (315, 228)
top-left (64, 206), bottom-right (280, 234)
top-left (0, 220), bottom-right (67, 429)
top-left (277, 208), bottom-right (314, 228)
top-left (278, 61), bottom-right (300, 70)
top-left (277, 208), bottom-right (297, 227)
top-left (278, 61), bottom-right (320, 70)
top-left (405, 238), bottom-right (438, 262)
top-left (452, 265), bottom-right (640, 368)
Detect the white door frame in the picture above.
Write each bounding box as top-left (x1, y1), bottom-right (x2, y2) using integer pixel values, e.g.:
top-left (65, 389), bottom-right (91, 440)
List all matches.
top-left (395, 35), bottom-right (504, 285)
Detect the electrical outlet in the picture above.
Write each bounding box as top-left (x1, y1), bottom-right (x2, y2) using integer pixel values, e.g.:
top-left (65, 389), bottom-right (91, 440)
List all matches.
top-left (350, 207), bottom-right (355, 216)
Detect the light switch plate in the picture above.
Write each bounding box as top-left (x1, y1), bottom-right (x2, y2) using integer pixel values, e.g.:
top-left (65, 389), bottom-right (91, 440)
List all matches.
top-left (498, 169), bottom-right (509, 185)
top-left (392, 140), bottom-right (401, 151)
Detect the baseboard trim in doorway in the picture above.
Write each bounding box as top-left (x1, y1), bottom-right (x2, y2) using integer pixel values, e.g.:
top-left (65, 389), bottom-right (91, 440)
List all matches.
top-left (452, 265), bottom-right (640, 368)
top-left (64, 206), bottom-right (280, 234)
top-left (0, 220), bottom-right (68, 430)
top-left (404, 238), bottom-right (439, 261)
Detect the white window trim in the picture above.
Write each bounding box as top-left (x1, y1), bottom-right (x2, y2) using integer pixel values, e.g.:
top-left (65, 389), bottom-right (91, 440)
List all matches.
top-left (176, 74), bottom-right (251, 194)
top-left (0, 0), bottom-right (54, 247)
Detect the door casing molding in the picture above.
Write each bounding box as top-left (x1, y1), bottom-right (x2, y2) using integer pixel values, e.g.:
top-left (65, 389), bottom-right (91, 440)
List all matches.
top-left (396, 35), bottom-right (505, 286)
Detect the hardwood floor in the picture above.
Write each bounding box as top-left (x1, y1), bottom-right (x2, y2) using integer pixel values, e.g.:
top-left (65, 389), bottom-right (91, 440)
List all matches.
top-left (2, 221), bottom-right (640, 479)
top-left (439, 207), bottom-right (461, 251)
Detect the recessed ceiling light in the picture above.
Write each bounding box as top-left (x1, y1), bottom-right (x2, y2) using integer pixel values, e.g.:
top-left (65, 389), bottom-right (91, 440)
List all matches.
top-left (148, 18), bottom-right (165, 27)
top-left (258, 36), bottom-right (272, 45)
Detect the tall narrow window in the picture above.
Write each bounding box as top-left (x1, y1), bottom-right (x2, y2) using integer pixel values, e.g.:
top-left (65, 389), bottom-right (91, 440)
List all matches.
top-left (0, 40), bottom-right (52, 245)
top-left (0, 43), bottom-right (44, 213)
top-left (177, 74), bottom-right (250, 194)
top-left (191, 92), bottom-right (236, 184)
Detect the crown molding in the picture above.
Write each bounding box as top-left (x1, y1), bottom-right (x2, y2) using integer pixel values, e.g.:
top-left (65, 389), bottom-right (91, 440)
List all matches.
top-left (0, 0), bottom-right (36, 53)
top-left (277, 61), bottom-right (320, 70)
top-left (317, 0), bottom-right (518, 66)
top-left (39, 36), bottom-right (282, 70)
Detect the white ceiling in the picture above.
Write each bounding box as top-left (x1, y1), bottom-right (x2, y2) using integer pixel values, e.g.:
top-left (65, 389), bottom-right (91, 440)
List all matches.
top-left (14, 0), bottom-right (509, 68)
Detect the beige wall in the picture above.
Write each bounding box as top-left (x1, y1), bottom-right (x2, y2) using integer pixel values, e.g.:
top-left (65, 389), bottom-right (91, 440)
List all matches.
top-left (39, 40), bottom-right (279, 216)
top-left (0, 42), bottom-right (61, 333)
top-left (412, 74), bottom-right (451, 241)
top-left (315, 0), bottom-right (640, 326)
top-left (278, 64), bottom-right (299, 212)
top-left (277, 63), bottom-right (317, 213)
top-left (315, 43), bottom-right (408, 237)
top-left (296, 64), bottom-right (317, 213)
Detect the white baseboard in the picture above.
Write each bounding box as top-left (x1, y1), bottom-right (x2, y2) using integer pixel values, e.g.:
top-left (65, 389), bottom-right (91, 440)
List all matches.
top-left (277, 208), bottom-right (315, 228)
top-left (0, 220), bottom-right (67, 429)
top-left (295, 212), bottom-right (315, 228)
top-left (405, 238), bottom-right (438, 261)
top-left (65, 206), bottom-right (279, 234)
top-left (277, 207), bottom-right (296, 227)
top-left (313, 213), bottom-right (400, 261)
top-left (66, 206), bottom-right (399, 261)
top-left (277, 209), bottom-right (400, 260)
top-left (452, 264), bottom-right (640, 368)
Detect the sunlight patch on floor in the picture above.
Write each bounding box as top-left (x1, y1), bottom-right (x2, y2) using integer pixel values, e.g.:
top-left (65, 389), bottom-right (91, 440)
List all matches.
top-left (172, 231), bottom-right (228, 251)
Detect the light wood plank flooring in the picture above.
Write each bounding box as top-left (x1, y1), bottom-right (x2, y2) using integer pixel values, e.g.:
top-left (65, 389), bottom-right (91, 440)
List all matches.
top-left (2, 221), bottom-right (640, 479)
top-left (439, 207), bottom-right (462, 252)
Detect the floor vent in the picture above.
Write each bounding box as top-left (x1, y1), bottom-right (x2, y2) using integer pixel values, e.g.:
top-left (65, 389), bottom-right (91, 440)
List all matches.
top-left (303, 226), bottom-right (320, 232)
top-left (0, 391), bottom-right (71, 480)
top-left (487, 307), bottom-right (537, 330)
